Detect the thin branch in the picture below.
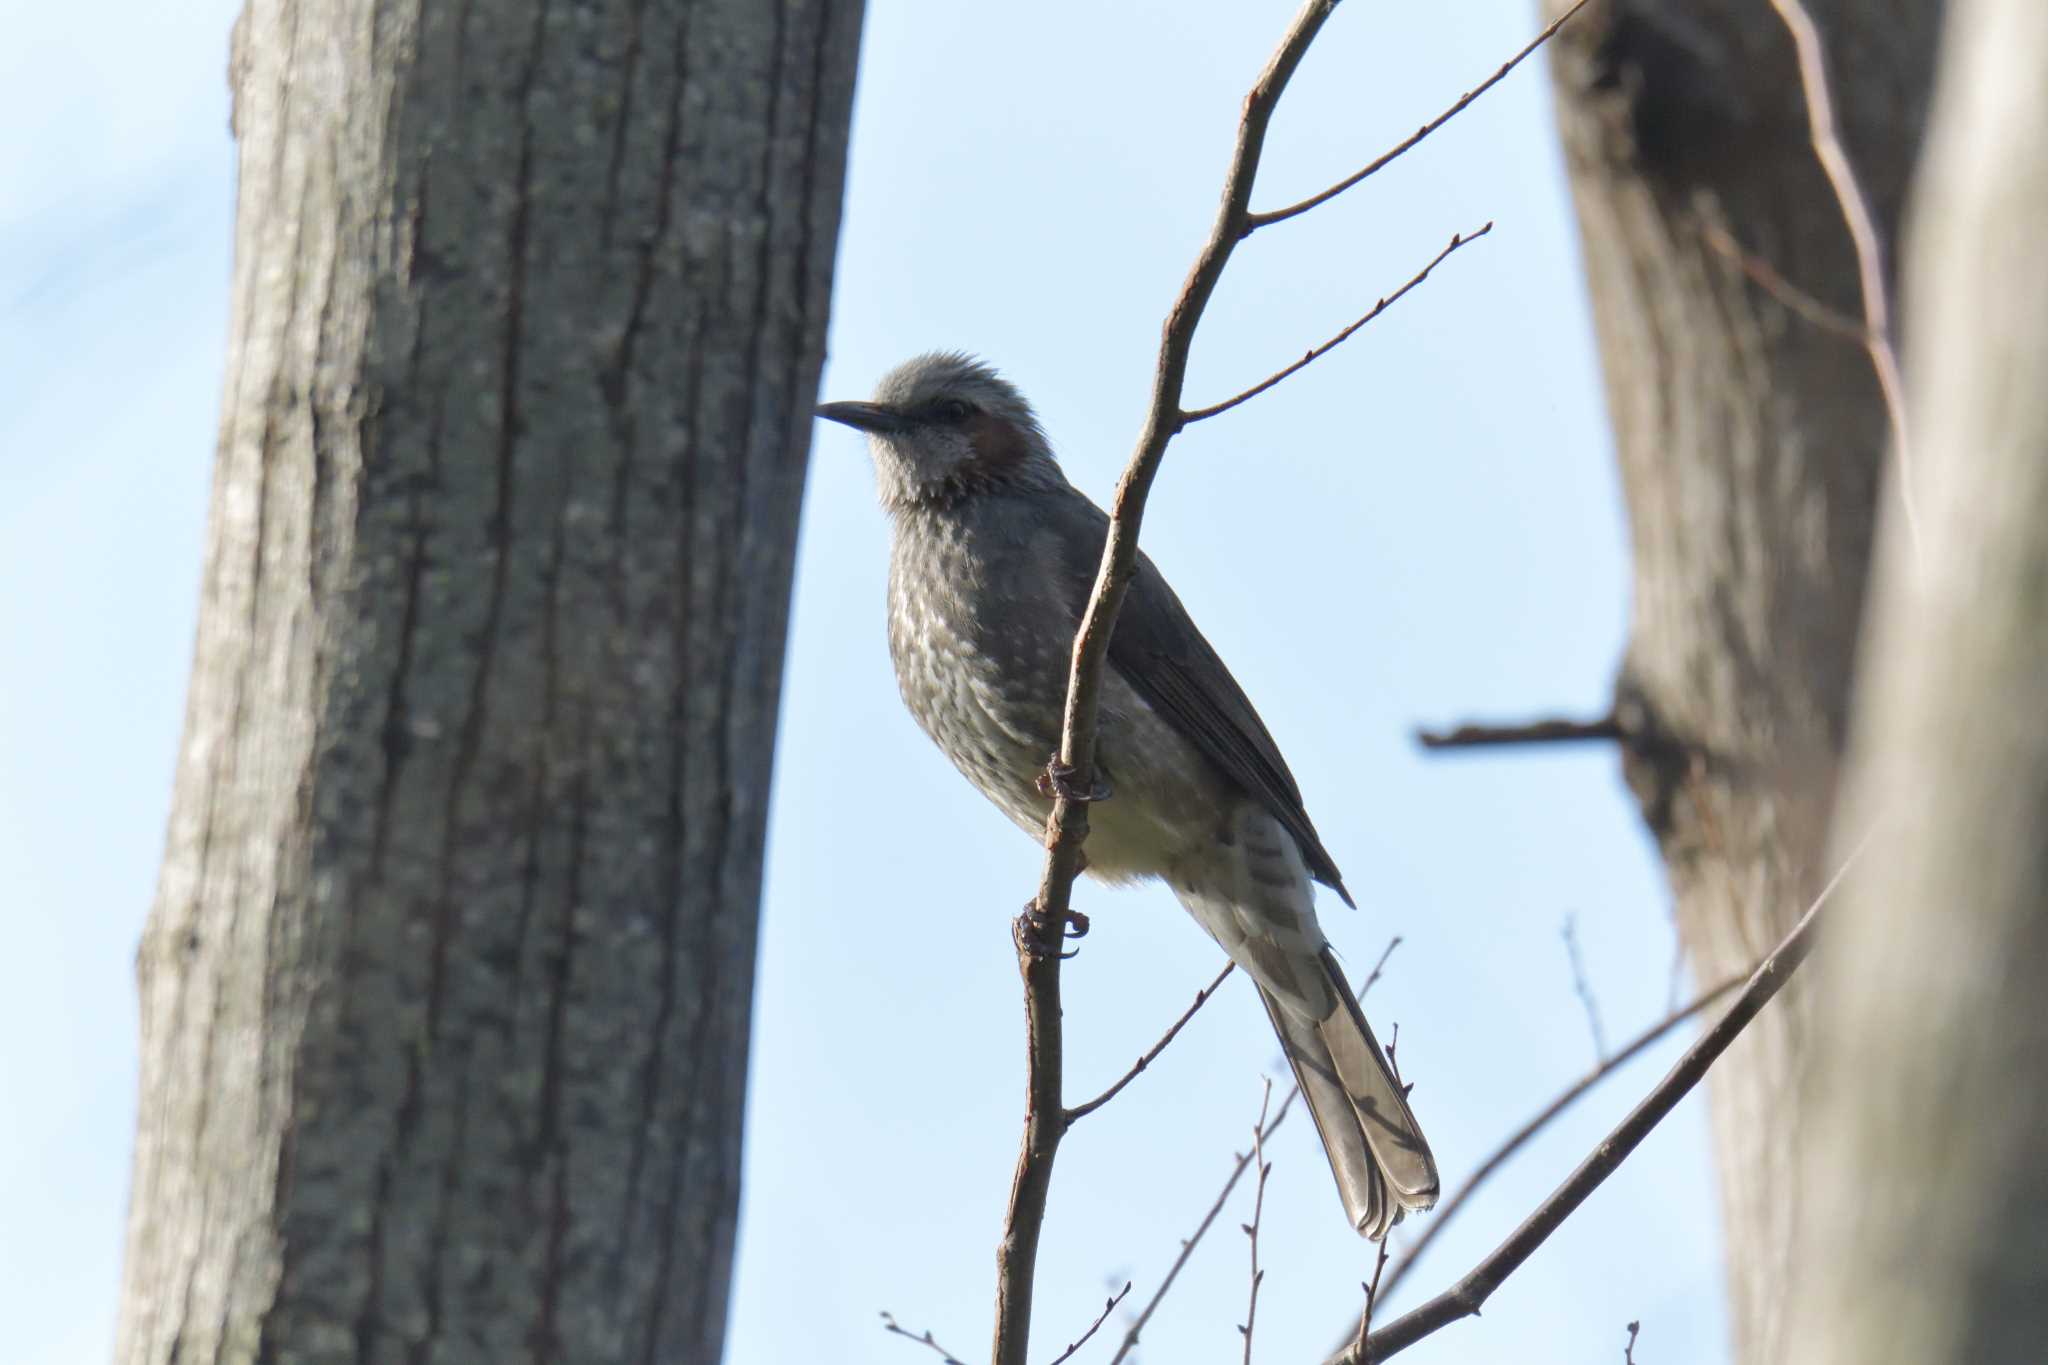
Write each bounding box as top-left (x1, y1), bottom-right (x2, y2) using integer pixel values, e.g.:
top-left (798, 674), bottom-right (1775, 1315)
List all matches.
top-left (1763, 0), bottom-right (1921, 561)
top-left (1371, 970), bottom-right (1745, 1308)
top-left (1560, 914), bottom-right (1608, 1061)
top-left (1066, 936), bottom-right (1395, 1126)
top-left (1415, 713), bottom-right (1622, 750)
top-left (1108, 1088), bottom-right (1302, 1365)
top-left (1065, 962), bottom-right (1236, 1126)
top-left (1247, 0), bottom-right (1592, 232)
top-left (1325, 824), bottom-right (1877, 1363)
top-left (1181, 225), bottom-right (1493, 425)
top-left (1700, 222), bottom-right (1865, 343)
top-left (1045, 1282), bottom-right (1133, 1365)
top-left (1624, 1320), bottom-right (1641, 1364)
top-left (1240, 1081), bottom-right (1275, 1364)
top-left (1352, 1239), bottom-right (1393, 1365)
top-left (1355, 935), bottom-right (1403, 999)
top-left (1110, 947), bottom-right (1396, 1365)
top-left (994, 4), bottom-right (1342, 1361)
top-left (879, 1312), bottom-right (969, 1365)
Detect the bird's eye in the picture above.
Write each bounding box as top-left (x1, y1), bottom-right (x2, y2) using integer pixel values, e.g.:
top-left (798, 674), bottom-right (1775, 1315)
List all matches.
top-left (933, 398), bottom-right (974, 424)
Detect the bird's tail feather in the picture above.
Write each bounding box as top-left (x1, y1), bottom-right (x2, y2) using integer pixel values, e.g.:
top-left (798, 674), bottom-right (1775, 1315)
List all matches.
top-left (1255, 948), bottom-right (1438, 1239)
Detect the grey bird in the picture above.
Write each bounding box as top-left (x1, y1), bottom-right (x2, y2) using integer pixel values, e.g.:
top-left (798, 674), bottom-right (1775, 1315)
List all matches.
top-left (818, 352), bottom-right (1438, 1239)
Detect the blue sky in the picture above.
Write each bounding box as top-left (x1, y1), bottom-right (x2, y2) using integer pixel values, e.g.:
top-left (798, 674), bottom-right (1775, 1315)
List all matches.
top-left (0, 3), bottom-right (1733, 1362)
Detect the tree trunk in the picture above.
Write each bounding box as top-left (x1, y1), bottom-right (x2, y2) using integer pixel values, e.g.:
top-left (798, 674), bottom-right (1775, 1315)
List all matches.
top-left (113, 2), bottom-right (861, 1361)
top-left (1543, 2), bottom-right (1938, 1358)
top-left (1788, 1), bottom-right (2048, 1358)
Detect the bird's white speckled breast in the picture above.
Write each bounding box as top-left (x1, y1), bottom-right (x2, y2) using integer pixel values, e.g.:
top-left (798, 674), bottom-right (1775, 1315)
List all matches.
top-left (887, 514), bottom-right (1068, 839)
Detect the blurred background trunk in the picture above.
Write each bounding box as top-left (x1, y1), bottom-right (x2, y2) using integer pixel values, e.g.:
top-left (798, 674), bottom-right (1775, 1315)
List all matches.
top-left (1544, 1), bottom-right (1939, 1358)
top-left (112, 2), bottom-right (862, 1361)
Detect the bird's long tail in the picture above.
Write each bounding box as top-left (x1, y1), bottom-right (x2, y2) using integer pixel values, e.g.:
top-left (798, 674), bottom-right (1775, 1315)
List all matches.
top-left (1254, 947), bottom-right (1438, 1240)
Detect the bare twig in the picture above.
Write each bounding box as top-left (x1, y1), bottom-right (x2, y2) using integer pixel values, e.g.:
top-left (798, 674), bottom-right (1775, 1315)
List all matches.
top-left (1324, 825), bottom-right (1876, 1363)
top-left (1181, 225), bottom-right (1493, 425)
top-left (1110, 948), bottom-right (1396, 1365)
top-left (1624, 1319), bottom-right (1641, 1364)
top-left (1355, 935), bottom-right (1403, 999)
top-left (1247, 0), bottom-right (1592, 232)
top-left (1560, 914), bottom-right (1608, 1060)
top-left (1240, 1081), bottom-right (1275, 1364)
top-left (1371, 970), bottom-right (1745, 1307)
top-left (1415, 713), bottom-right (1623, 750)
top-left (1701, 222), bottom-right (1865, 343)
top-left (1763, 0), bottom-right (1920, 560)
top-left (1066, 962), bottom-right (1236, 1125)
top-left (1352, 1239), bottom-right (1393, 1365)
top-left (994, 5), bottom-right (1343, 1361)
top-left (880, 1312), bottom-right (968, 1365)
top-left (1068, 937), bottom-right (1395, 1126)
top-left (1045, 1282), bottom-right (1133, 1365)
top-left (1108, 1087), bottom-right (1302, 1365)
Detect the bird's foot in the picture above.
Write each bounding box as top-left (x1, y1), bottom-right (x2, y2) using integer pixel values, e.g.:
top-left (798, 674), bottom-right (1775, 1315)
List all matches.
top-left (1036, 757), bottom-right (1112, 804)
top-left (1017, 902), bottom-right (1092, 960)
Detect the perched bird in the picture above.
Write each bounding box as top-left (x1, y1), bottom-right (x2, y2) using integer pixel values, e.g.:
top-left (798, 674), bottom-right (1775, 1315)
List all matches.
top-left (817, 352), bottom-right (1438, 1238)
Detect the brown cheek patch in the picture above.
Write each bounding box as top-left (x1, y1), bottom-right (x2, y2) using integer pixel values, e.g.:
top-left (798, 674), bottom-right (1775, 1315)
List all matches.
top-left (965, 411), bottom-right (1031, 470)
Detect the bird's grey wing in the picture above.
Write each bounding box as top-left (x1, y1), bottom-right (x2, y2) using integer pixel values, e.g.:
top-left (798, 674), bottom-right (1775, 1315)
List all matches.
top-left (1113, 557), bottom-right (1354, 905)
top-left (1049, 495), bottom-right (1352, 904)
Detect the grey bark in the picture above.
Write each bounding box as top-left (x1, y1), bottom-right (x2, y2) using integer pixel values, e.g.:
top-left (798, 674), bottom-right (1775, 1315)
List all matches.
top-left (1788, 1), bottom-right (2048, 1358)
top-left (113, 2), bottom-right (862, 1362)
top-left (1543, 2), bottom-right (1939, 1358)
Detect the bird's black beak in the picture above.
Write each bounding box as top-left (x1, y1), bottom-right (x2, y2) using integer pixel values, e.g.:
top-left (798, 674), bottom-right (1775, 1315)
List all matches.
top-left (816, 400), bottom-right (912, 435)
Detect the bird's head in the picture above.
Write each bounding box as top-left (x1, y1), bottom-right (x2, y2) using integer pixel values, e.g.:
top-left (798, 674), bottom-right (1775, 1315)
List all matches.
top-left (817, 352), bottom-right (1059, 510)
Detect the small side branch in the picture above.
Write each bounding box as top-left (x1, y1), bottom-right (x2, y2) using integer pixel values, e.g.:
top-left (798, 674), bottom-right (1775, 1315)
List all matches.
top-left (1415, 713), bottom-right (1622, 751)
top-left (1356, 935), bottom-right (1403, 998)
top-left (1181, 225), bottom-right (1493, 426)
top-left (1351, 1240), bottom-right (1393, 1365)
top-left (879, 1312), bottom-right (968, 1365)
top-left (1239, 1081), bottom-right (1275, 1364)
top-left (1045, 1282), bottom-right (1133, 1365)
top-left (1246, 0), bottom-right (1591, 232)
top-left (1065, 962), bottom-right (1236, 1126)
top-left (1109, 1089), bottom-right (1301, 1365)
top-left (1701, 222), bottom-right (1865, 343)
top-left (1560, 914), bottom-right (1608, 1061)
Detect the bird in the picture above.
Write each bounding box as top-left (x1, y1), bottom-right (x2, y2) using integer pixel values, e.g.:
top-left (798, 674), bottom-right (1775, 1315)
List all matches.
top-left (816, 351), bottom-right (1437, 1239)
